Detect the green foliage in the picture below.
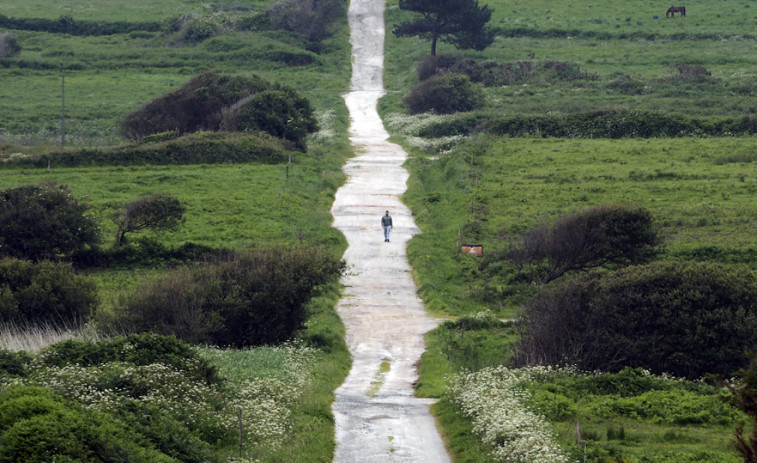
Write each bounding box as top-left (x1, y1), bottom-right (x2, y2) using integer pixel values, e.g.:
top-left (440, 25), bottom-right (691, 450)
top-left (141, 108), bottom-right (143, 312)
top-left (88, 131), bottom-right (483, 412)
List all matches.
top-left (0, 348), bottom-right (31, 378)
top-left (267, 0), bottom-right (347, 42)
top-left (514, 261), bottom-right (757, 379)
top-left (114, 194), bottom-right (185, 246)
top-left (119, 71), bottom-right (318, 149)
top-left (113, 248), bottom-right (346, 347)
top-left (38, 333), bottom-right (220, 385)
top-left (0, 385), bottom-right (175, 463)
top-left (503, 204), bottom-right (660, 284)
top-left (0, 14), bottom-right (161, 36)
top-left (393, 0), bottom-right (494, 56)
top-left (4, 132), bottom-right (291, 168)
top-left (486, 111), bottom-right (757, 138)
top-left (404, 73), bottom-right (484, 115)
top-left (220, 89), bottom-right (318, 151)
top-left (0, 258), bottom-right (97, 326)
top-left (0, 183), bottom-right (100, 261)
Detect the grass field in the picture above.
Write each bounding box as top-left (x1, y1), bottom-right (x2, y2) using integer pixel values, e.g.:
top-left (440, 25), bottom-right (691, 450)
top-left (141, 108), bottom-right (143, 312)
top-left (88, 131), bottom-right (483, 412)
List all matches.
top-left (2, 0), bottom-right (757, 461)
top-left (382, 0), bottom-right (757, 461)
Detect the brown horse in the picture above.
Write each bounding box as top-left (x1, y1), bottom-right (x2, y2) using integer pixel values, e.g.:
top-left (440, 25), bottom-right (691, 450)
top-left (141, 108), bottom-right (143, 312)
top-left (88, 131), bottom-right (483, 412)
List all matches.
top-left (666, 6), bottom-right (686, 18)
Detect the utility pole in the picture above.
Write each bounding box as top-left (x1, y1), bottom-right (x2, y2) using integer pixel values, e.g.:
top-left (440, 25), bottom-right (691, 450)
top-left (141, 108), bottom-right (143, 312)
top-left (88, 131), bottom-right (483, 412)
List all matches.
top-left (61, 68), bottom-right (65, 147)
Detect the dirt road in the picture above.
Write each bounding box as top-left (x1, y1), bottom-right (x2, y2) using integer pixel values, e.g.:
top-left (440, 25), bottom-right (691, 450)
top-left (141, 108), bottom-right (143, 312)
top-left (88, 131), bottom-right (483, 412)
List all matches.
top-left (330, 0), bottom-right (451, 461)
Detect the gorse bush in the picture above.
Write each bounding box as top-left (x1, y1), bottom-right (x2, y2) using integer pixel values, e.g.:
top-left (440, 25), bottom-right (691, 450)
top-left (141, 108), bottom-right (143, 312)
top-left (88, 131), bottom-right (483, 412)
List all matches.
top-left (514, 261), bottom-right (757, 379)
top-left (0, 258), bottom-right (97, 327)
top-left (0, 14), bottom-right (161, 36)
top-left (502, 204), bottom-right (659, 284)
top-left (418, 54), bottom-right (593, 86)
top-left (112, 248), bottom-right (346, 347)
top-left (267, 0), bottom-right (347, 42)
top-left (0, 386), bottom-right (175, 463)
top-left (0, 182), bottom-right (100, 261)
top-left (404, 73), bottom-right (484, 115)
top-left (120, 72), bottom-right (318, 150)
top-left (219, 89), bottom-right (318, 151)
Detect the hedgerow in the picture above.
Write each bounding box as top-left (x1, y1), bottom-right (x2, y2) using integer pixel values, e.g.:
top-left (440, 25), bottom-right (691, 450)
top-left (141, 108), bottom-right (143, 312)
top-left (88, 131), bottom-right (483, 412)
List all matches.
top-left (2, 132), bottom-right (290, 168)
top-left (0, 14), bottom-right (161, 36)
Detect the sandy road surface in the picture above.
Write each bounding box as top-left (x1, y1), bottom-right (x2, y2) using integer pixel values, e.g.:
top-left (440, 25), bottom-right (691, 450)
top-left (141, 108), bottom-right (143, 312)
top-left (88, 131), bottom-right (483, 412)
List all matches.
top-left (330, 0), bottom-right (451, 462)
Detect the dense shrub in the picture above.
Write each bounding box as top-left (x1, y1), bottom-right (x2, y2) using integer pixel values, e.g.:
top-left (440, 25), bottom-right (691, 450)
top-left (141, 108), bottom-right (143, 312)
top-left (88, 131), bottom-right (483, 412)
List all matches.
top-left (503, 204), bottom-right (659, 284)
top-left (219, 89), bottom-right (318, 151)
top-left (0, 386), bottom-right (174, 463)
top-left (0, 32), bottom-right (21, 58)
top-left (404, 73), bottom-right (484, 115)
top-left (120, 72), bottom-right (318, 149)
top-left (0, 258), bottom-right (97, 326)
top-left (267, 0), bottom-right (346, 42)
top-left (121, 72), bottom-right (270, 139)
top-left (486, 110), bottom-right (757, 138)
top-left (0, 183), bottom-right (100, 261)
top-left (513, 261), bottom-right (757, 379)
top-left (0, 14), bottom-right (161, 36)
top-left (6, 132), bottom-right (289, 168)
top-left (418, 54), bottom-right (593, 86)
top-left (114, 194), bottom-right (185, 247)
top-left (38, 333), bottom-right (219, 385)
top-left (0, 349), bottom-right (32, 378)
top-left (112, 248), bottom-right (345, 347)
top-left (73, 239), bottom-right (222, 269)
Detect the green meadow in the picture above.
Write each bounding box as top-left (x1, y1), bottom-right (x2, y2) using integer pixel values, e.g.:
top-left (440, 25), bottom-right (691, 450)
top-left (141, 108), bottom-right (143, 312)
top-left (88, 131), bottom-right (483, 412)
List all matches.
top-left (2, 0), bottom-right (757, 461)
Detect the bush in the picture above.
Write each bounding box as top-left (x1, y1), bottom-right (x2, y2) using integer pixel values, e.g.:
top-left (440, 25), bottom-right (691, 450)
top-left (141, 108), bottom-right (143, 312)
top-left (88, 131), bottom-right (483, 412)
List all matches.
top-left (0, 386), bottom-right (174, 463)
top-left (0, 32), bottom-right (21, 58)
top-left (114, 194), bottom-right (185, 247)
top-left (113, 248), bottom-right (345, 347)
top-left (120, 72), bottom-right (318, 149)
top-left (404, 73), bottom-right (484, 115)
top-left (38, 333), bottom-right (219, 385)
top-left (267, 0), bottom-right (346, 42)
top-left (0, 183), bottom-right (100, 261)
top-left (219, 89), bottom-right (318, 151)
top-left (0, 258), bottom-right (97, 326)
top-left (513, 261), bottom-right (757, 379)
top-left (0, 348), bottom-right (32, 378)
top-left (120, 71), bottom-right (272, 139)
top-left (504, 204), bottom-right (659, 284)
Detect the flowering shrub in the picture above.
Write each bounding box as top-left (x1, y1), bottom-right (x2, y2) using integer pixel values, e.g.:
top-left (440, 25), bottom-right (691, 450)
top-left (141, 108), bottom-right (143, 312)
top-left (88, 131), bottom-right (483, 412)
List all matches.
top-left (0, 336), bottom-right (317, 459)
top-left (448, 365), bottom-right (570, 463)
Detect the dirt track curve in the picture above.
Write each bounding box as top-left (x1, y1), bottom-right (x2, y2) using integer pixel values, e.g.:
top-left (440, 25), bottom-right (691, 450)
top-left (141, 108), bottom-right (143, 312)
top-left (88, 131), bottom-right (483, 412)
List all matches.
top-left (330, 0), bottom-right (451, 462)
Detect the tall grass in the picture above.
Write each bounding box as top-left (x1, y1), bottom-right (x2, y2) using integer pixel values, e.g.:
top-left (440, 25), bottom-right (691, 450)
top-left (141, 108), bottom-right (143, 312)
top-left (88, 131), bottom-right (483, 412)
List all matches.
top-left (0, 321), bottom-right (105, 352)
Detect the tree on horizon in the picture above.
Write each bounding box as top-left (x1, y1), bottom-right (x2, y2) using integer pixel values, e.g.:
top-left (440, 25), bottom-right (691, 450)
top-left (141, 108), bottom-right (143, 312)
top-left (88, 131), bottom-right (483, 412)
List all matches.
top-left (392, 0), bottom-right (494, 56)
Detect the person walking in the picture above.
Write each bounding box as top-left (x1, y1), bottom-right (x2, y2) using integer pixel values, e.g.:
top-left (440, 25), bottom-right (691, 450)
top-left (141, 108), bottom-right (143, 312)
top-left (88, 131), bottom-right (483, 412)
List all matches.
top-left (381, 210), bottom-right (392, 242)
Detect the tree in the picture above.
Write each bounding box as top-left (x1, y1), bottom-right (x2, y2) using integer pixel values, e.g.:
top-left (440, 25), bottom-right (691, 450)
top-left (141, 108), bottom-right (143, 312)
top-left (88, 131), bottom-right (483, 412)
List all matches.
top-left (393, 0), bottom-right (494, 56)
top-left (0, 32), bottom-right (22, 58)
top-left (114, 194), bottom-right (185, 246)
top-left (0, 183), bottom-right (99, 261)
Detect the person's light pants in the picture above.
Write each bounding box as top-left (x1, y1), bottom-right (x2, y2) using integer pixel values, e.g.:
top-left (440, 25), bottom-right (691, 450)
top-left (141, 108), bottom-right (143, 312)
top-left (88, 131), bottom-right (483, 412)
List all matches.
top-left (383, 225), bottom-right (392, 241)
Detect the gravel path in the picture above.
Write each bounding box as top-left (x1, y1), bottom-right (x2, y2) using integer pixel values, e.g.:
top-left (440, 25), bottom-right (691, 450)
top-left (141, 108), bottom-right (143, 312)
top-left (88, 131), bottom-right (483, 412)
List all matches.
top-left (330, 0), bottom-right (451, 461)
